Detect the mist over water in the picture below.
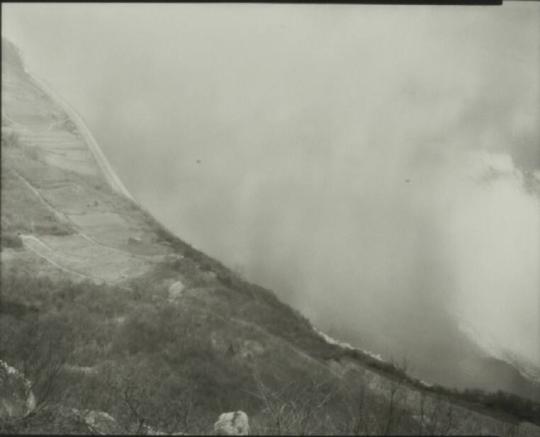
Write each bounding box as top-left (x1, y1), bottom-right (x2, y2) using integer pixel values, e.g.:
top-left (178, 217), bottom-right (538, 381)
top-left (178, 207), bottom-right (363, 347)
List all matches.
top-left (3, 3), bottom-right (540, 389)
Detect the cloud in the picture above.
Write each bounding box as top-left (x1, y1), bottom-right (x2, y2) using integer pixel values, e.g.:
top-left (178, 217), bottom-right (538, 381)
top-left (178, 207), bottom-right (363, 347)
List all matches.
top-left (3, 2), bottom-right (539, 385)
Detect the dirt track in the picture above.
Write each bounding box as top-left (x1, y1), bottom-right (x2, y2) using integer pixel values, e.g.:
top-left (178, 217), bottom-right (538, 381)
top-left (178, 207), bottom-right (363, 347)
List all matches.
top-left (26, 73), bottom-right (134, 201)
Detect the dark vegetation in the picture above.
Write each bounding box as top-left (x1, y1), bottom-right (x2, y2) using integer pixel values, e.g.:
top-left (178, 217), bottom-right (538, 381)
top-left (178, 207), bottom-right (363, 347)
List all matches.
top-left (1, 128), bottom-right (20, 148)
top-left (0, 193), bottom-right (538, 433)
top-left (334, 347), bottom-right (540, 427)
top-left (0, 265), bottom-right (422, 435)
top-left (1, 254), bottom-right (539, 434)
top-left (135, 211), bottom-right (540, 428)
top-left (135, 207), bottom-right (333, 357)
top-left (0, 232), bottom-right (22, 248)
top-left (0, 271), bottom-right (372, 434)
top-left (58, 116), bottom-right (78, 135)
top-left (456, 388), bottom-right (540, 426)
top-left (0, 184), bottom-right (538, 433)
top-left (0, 272), bottom-right (252, 434)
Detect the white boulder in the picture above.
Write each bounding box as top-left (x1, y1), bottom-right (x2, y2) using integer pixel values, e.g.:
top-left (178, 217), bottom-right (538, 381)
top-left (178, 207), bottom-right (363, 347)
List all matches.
top-left (168, 280), bottom-right (185, 302)
top-left (82, 410), bottom-right (122, 434)
top-left (0, 360), bottom-right (36, 419)
top-left (214, 411), bottom-right (249, 435)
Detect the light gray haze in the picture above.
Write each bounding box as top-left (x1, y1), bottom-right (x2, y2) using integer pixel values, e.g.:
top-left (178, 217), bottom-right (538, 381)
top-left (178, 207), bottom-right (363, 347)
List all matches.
top-left (2, 3), bottom-right (540, 390)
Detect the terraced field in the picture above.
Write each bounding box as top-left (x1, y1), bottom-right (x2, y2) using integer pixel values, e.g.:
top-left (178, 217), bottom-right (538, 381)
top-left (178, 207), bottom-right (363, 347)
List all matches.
top-left (17, 129), bottom-right (98, 176)
top-left (20, 234), bottom-right (151, 284)
top-left (1, 41), bottom-right (171, 285)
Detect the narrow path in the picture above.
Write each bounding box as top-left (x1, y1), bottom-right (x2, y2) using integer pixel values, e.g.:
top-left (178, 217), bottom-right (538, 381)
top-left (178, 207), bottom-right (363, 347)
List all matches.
top-left (12, 168), bottom-right (72, 225)
top-left (26, 72), bottom-right (134, 201)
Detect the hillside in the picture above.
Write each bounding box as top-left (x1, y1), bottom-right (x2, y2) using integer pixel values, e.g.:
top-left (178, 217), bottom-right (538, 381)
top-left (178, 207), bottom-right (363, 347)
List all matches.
top-left (1, 37), bottom-right (540, 435)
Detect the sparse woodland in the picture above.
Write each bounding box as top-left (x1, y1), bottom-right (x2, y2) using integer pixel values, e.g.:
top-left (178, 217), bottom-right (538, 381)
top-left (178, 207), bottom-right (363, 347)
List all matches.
top-left (1, 268), bottom-right (539, 435)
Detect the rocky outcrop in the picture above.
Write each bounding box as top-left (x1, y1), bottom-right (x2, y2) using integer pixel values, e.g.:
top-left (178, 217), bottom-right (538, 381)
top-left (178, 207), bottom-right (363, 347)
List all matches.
top-left (0, 360), bottom-right (36, 420)
top-left (213, 411), bottom-right (249, 435)
top-left (80, 409), bottom-right (122, 434)
top-left (238, 340), bottom-right (264, 361)
top-left (0, 361), bottom-right (123, 434)
top-left (34, 406), bottom-right (124, 435)
top-left (168, 280), bottom-right (185, 302)
top-left (141, 424), bottom-right (169, 435)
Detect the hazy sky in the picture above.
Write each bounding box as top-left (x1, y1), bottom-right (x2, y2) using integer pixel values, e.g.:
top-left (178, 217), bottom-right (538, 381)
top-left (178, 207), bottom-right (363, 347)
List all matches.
top-left (2, 3), bottom-right (540, 387)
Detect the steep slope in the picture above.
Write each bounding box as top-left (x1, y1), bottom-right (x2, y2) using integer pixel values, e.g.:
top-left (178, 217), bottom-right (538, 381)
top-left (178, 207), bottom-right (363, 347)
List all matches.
top-left (2, 38), bottom-right (540, 435)
top-left (1, 38), bottom-right (170, 285)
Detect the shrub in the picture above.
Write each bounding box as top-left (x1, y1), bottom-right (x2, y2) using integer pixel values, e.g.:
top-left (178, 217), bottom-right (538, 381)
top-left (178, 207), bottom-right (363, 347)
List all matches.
top-left (34, 222), bottom-right (73, 236)
top-left (1, 232), bottom-right (23, 248)
top-left (1, 129), bottom-right (20, 148)
top-left (2, 269), bottom-right (539, 434)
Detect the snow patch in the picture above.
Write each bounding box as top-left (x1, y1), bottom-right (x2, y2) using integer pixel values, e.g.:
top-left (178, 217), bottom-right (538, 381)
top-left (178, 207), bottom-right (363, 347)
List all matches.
top-left (418, 379), bottom-right (433, 388)
top-left (313, 327), bottom-right (384, 361)
top-left (314, 327), bottom-right (354, 350)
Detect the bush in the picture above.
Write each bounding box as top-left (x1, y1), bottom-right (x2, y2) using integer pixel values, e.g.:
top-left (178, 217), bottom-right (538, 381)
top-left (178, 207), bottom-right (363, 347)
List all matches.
top-left (34, 222), bottom-right (73, 236)
top-left (2, 269), bottom-right (539, 434)
top-left (1, 129), bottom-right (20, 148)
top-left (1, 232), bottom-right (23, 248)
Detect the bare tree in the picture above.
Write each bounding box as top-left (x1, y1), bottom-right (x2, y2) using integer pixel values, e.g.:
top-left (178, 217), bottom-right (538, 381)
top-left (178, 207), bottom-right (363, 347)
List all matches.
top-left (247, 371), bottom-right (339, 435)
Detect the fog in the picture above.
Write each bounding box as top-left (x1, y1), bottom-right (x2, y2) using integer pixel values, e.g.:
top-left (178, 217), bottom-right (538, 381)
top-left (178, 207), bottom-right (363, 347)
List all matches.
top-left (3, 3), bottom-right (539, 390)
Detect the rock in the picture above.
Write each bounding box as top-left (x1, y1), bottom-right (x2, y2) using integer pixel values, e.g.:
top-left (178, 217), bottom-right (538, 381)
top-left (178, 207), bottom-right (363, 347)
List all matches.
top-left (0, 360), bottom-right (36, 420)
top-left (82, 409), bottom-right (122, 434)
top-left (166, 253), bottom-right (184, 263)
top-left (142, 424), bottom-right (168, 435)
top-left (168, 280), bottom-right (185, 302)
top-left (30, 406), bottom-right (122, 434)
top-left (214, 411), bottom-right (249, 435)
top-left (239, 340), bottom-right (264, 361)
top-left (63, 364), bottom-right (98, 375)
top-left (210, 332), bottom-right (230, 355)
